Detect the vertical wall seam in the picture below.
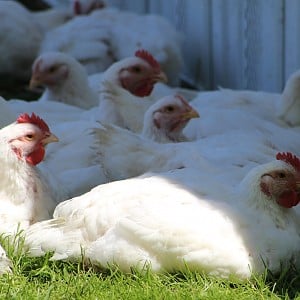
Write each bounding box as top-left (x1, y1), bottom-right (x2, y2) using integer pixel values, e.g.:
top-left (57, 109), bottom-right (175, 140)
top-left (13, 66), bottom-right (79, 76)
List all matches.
top-left (281, 0), bottom-right (286, 90)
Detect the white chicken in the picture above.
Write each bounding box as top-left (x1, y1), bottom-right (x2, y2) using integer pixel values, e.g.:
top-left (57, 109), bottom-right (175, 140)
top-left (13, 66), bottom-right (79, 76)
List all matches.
top-left (108, 10), bottom-right (183, 86)
top-left (141, 94), bottom-right (199, 143)
top-left (37, 92), bottom-right (197, 197)
top-left (94, 78), bottom-right (198, 133)
top-left (71, 0), bottom-right (105, 15)
top-left (40, 118), bottom-right (109, 198)
top-left (276, 69), bottom-right (300, 126)
top-left (185, 68), bottom-right (300, 140)
top-left (0, 113), bottom-right (62, 236)
top-left (28, 51), bottom-right (99, 109)
top-left (39, 5), bottom-right (183, 84)
top-left (41, 94), bottom-right (197, 197)
top-left (39, 9), bottom-right (115, 75)
top-left (90, 119), bottom-right (280, 185)
top-left (9, 49), bottom-right (167, 128)
top-left (8, 100), bottom-right (84, 128)
top-left (7, 50), bottom-right (169, 197)
top-left (92, 49), bottom-right (168, 130)
top-left (25, 0), bottom-right (106, 34)
top-left (24, 152), bottom-right (300, 279)
top-left (0, 0), bottom-right (105, 89)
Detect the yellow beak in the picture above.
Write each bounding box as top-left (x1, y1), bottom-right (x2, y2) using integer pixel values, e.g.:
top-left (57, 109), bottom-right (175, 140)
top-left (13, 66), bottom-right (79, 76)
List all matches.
top-left (29, 77), bottom-right (42, 90)
top-left (181, 109), bottom-right (200, 120)
top-left (153, 71), bottom-right (168, 83)
top-left (42, 133), bottom-right (59, 145)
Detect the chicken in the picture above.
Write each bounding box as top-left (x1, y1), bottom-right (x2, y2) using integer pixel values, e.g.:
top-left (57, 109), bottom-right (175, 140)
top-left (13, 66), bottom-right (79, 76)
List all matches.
top-left (43, 0), bottom-right (105, 14)
top-left (39, 5), bottom-right (183, 84)
top-left (185, 68), bottom-right (300, 140)
top-left (39, 9), bottom-right (115, 75)
top-left (90, 118), bottom-right (281, 185)
top-left (71, 0), bottom-right (105, 15)
top-left (141, 94), bottom-right (199, 143)
top-left (8, 100), bottom-right (85, 128)
top-left (98, 49), bottom-right (167, 98)
top-left (0, 0), bottom-right (105, 90)
top-left (8, 50), bottom-right (167, 198)
top-left (40, 119), bottom-right (109, 198)
top-left (24, 152), bottom-right (300, 279)
top-left (37, 92), bottom-right (199, 198)
top-left (28, 51), bottom-right (99, 109)
top-left (0, 113), bottom-right (62, 237)
top-left (29, 0), bottom-right (106, 33)
top-left (276, 69), bottom-right (300, 126)
top-left (108, 10), bottom-right (183, 86)
top-left (31, 6), bottom-right (74, 33)
top-left (93, 49), bottom-right (168, 130)
top-left (32, 0), bottom-right (107, 33)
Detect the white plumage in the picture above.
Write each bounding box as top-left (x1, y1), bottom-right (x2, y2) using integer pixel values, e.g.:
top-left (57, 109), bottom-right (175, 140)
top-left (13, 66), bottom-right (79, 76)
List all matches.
top-left (90, 121), bottom-right (278, 185)
top-left (185, 68), bottom-right (300, 141)
top-left (5, 50), bottom-right (169, 198)
top-left (39, 9), bottom-right (115, 75)
top-left (141, 94), bottom-right (199, 142)
top-left (93, 50), bottom-right (168, 130)
top-left (0, 0), bottom-right (106, 87)
top-left (8, 100), bottom-right (84, 128)
top-left (39, 6), bottom-right (183, 84)
top-left (29, 51), bottom-right (99, 109)
top-left (40, 119), bottom-right (109, 197)
top-left (0, 113), bottom-right (63, 236)
top-left (24, 153), bottom-right (300, 279)
top-left (276, 69), bottom-right (300, 126)
top-left (108, 10), bottom-right (184, 86)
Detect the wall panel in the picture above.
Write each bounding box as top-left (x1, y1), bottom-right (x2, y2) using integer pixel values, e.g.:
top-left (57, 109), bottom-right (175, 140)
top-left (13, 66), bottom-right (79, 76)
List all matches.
top-left (107, 0), bottom-right (300, 92)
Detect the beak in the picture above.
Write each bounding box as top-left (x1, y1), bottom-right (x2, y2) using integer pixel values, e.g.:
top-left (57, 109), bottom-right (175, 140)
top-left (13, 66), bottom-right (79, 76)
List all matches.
top-left (42, 133), bottom-right (59, 145)
top-left (29, 76), bottom-right (42, 90)
top-left (181, 108), bottom-right (200, 120)
top-left (153, 71), bottom-right (168, 84)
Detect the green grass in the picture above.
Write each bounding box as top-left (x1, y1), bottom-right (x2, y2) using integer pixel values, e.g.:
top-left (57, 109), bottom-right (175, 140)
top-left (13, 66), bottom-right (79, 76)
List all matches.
top-left (0, 233), bottom-right (299, 300)
top-left (0, 245), bottom-right (300, 300)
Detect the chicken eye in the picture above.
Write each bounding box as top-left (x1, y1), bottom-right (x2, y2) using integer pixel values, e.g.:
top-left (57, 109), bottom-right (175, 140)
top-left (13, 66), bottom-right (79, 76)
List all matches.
top-left (277, 172), bottom-right (286, 178)
top-left (165, 106), bottom-right (174, 112)
top-left (25, 134), bottom-right (34, 140)
top-left (131, 66), bottom-right (141, 73)
top-left (48, 66), bottom-right (57, 73)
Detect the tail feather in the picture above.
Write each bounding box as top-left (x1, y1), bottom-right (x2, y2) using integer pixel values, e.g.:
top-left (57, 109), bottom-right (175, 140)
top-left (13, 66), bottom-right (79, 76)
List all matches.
top-left (24, 218), bottom-right (84, 260)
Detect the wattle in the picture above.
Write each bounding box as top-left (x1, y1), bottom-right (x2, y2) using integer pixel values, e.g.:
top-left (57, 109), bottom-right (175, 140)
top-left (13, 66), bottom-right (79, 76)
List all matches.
top-left (276, 190), bottom-right (300, 208)
top-left (26, 146), bottom-right (46, 166)
top-left (133, 83), bottom-right (153, 97)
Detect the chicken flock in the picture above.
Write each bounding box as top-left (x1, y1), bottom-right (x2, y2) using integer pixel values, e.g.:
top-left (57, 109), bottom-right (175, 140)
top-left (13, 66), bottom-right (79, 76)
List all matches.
top-left (0, 0), bottom-right (300, 281)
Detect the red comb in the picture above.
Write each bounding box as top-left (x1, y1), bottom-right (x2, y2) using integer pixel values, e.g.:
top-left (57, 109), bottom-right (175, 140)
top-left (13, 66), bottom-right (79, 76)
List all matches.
top-left (17, 113), bottom-right (50, 133)
top-left (73, 0), bottom-right (81, 14)
top-left (175, 94), bottom-right (189, 106)
top-left (276, 152), bottom-right (300, 172)
top-left (135, 49), bottom-right (160, 71)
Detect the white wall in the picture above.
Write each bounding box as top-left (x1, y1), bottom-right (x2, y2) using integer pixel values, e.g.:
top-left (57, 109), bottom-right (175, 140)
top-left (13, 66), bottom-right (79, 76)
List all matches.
top-left (107, 0), bottom-right (300, 92)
